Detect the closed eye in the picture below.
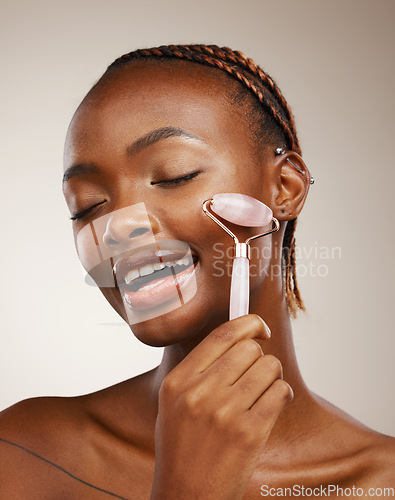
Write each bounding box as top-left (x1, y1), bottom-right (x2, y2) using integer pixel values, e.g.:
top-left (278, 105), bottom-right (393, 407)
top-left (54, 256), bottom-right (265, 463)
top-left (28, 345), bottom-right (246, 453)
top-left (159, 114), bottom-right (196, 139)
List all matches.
top-left (70, 200), bottom-right (107, 221)
top-left (151, 171), bottom-right (200, 187)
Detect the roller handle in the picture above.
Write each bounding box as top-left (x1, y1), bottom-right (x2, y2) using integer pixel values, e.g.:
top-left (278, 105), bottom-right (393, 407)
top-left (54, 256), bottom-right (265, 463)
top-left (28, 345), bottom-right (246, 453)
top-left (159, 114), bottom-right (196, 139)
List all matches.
top-left (229, 257), bottom-right (250, 320)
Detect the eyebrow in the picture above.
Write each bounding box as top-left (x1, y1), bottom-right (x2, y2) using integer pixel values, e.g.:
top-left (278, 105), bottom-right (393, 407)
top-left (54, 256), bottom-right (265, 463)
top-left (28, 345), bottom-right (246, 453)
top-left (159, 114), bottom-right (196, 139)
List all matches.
top-left (127, 126), bottom-right (204, 157)
top-left (62, 162), bottom-right (100, 183)
top-left (63, 126), bottom-right (204, 183)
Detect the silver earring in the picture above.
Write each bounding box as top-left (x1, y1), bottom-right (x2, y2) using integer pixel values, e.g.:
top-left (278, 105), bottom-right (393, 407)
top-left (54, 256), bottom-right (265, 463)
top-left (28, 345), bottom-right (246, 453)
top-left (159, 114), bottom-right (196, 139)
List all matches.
top-left (274, 147), bottom-right (315, 185)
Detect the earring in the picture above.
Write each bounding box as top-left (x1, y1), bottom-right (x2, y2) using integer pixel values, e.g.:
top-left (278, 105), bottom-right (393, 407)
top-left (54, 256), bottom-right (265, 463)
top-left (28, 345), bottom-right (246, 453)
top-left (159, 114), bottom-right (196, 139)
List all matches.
top-left (274, 147), bottom-right (315, 185)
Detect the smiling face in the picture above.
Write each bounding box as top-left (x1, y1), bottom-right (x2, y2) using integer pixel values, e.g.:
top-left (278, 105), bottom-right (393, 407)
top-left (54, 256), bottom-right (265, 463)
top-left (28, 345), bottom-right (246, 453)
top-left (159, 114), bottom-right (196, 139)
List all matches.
top-left (63, 59), bottom-right (281, 347)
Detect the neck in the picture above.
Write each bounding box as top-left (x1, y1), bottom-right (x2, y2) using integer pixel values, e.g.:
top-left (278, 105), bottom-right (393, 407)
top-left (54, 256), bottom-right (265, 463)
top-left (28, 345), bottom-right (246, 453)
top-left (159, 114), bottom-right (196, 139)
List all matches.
top-left (122, 266), bottom-right (325, 463)
top-left (149, 273), bottom-right (313, 445)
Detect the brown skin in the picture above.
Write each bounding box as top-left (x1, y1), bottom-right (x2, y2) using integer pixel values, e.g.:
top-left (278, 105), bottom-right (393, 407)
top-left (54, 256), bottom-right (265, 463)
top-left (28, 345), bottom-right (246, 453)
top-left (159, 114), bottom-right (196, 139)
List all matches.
top-left (0, 60), bottom-right (394, 499)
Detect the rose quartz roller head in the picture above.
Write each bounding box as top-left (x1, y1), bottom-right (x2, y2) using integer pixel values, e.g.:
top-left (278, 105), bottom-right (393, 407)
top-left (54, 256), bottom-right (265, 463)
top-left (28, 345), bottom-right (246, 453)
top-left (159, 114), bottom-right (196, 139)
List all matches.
top-left (202, 193), bottom-right (280, 320)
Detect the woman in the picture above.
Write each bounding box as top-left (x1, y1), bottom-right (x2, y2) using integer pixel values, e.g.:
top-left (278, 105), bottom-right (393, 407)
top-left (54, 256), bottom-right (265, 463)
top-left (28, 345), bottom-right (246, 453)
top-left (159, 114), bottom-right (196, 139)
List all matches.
top-left (0, 45), bottom-right (394, 499)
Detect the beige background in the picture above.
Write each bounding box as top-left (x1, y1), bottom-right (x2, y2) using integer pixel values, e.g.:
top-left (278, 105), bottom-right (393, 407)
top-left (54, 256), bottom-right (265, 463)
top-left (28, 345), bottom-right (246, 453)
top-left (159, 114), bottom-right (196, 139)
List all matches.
top-left (1, 0), bottom-right (394, 435)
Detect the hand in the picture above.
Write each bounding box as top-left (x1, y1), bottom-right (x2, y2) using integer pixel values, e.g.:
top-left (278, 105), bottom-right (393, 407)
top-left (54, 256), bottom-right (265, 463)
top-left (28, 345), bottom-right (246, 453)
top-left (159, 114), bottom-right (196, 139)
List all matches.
top-left (150, 315), bottom-right (293, 500)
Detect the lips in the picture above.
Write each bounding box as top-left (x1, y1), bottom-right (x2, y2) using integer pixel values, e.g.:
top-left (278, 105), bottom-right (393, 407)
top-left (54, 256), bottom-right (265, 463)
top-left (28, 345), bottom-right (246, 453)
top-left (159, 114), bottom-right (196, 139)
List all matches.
top-left (124, 255), bottom-right (193, 290)
top-left (114, 240), bottom-right (198, 313)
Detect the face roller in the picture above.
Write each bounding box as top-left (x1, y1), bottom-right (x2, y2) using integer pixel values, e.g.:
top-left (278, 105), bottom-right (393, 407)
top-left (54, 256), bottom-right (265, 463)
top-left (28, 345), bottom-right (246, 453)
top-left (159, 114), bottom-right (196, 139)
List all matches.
top-left (202, 193), bottom-right (280, 320)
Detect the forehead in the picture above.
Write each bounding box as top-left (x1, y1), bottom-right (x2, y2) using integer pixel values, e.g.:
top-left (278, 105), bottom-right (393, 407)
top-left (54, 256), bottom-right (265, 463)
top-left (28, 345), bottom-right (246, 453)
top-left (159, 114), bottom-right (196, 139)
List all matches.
top-left (64, 60), bottom-right (253, 166)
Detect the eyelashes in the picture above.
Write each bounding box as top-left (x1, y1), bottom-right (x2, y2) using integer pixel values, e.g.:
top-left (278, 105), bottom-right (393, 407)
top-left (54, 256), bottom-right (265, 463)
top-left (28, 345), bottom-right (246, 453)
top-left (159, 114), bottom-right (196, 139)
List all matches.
top-left (70, 200), bottom-right (107, 221)
top-left (150, 170), bottom-right (200, 186)
top-left (69, 170), bottom-right (201, 221)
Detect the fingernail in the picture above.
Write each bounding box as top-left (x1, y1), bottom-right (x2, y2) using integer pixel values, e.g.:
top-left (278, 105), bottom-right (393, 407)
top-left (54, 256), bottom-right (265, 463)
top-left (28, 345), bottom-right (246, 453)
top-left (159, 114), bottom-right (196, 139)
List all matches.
top-left (256, 315), bottom-right (271, 339)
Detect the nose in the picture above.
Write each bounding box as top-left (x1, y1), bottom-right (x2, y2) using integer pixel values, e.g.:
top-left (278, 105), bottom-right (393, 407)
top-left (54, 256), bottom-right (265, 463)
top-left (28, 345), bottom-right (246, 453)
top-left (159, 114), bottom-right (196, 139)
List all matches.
top-left (102, 203), bottom-right (158, 249)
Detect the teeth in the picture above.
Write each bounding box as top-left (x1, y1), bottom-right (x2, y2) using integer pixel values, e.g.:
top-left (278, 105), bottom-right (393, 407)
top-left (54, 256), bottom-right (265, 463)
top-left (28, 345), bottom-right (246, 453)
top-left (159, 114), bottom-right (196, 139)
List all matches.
top-left (125, 268), bottom-right (139, 285)
top-left (123, 256), bottom-right (194, 285)
top-left (140, 264), bottom-right (155, 276)
top-left (176, 257), bottom-right (190, 266)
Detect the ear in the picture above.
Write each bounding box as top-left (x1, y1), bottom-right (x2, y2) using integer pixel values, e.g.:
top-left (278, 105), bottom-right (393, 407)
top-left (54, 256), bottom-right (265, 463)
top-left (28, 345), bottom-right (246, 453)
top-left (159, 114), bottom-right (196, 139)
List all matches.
top-left (269, 151), bottom-right (312, 221)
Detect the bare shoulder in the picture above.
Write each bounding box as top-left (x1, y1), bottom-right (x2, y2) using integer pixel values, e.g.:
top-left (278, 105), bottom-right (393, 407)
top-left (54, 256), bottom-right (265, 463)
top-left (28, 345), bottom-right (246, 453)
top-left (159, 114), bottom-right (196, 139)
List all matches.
top-left (0, 395), bottom-right (85, 448)
top-left (0, 396), bottom-right (89, 497)
top-left (358, 432), bottom-right (395, 486)
top-left (312, 393), bottom-right (395, 487)
top-left (0, 367), bottom-right (155, 443)
top-left (0, 373), bottom-right (156, 498)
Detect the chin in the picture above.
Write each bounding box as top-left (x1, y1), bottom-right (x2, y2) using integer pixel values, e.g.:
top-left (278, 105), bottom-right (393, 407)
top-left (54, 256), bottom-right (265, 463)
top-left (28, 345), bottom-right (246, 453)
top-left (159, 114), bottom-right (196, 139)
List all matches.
top-left (99, 283), bottom-right (228, 348)
top-left (128, 292), bottom-right (228, 348)
top-left (97, 248), bottom-right (236, 348)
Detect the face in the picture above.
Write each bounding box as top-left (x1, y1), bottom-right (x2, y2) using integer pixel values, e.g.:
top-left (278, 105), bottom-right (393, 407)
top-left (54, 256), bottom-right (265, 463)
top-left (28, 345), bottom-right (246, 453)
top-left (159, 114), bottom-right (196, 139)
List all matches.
top-left (63, 60), bottom-right (277, 348)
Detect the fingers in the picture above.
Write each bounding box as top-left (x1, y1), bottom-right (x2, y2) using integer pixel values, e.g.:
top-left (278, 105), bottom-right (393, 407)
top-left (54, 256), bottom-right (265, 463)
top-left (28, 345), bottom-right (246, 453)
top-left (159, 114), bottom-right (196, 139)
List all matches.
top-left (230, 354), bottom-right (283, 410)
top-left (177, 314), bottom-right (271, 375)
top-left (248, 378), bottom-right (294, 435)
top-left (204, 338), bottom-right (264, 386)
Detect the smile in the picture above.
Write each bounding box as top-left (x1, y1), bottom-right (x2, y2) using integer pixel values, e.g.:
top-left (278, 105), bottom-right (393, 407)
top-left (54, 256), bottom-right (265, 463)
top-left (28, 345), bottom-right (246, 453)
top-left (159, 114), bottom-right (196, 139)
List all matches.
top-left (114, 240), bottom-right (199, 312)
top-left (124, 256), bottom-right (193, 291)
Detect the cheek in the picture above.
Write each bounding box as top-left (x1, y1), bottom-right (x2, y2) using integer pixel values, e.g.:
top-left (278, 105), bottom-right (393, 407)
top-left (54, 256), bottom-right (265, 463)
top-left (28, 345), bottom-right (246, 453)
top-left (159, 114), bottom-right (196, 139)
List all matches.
top-left (152, 188), bottom-right (215, 242)
top-left (73, 222), bottom-right (120, 288)
top-left (73, 225), bottom-right (111, 285)
top-left (73, 203), bottom-right (157, 287)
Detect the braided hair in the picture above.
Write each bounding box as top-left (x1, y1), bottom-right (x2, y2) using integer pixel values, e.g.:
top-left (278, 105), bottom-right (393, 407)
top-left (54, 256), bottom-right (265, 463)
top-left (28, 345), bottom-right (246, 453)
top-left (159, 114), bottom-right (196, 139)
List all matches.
top-left (100, 44), bottom-right (305, 317)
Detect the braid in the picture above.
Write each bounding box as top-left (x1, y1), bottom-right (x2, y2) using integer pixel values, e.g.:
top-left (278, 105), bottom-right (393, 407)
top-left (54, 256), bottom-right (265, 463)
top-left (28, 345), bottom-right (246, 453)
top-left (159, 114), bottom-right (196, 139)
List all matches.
top-left (105, 44), bottom-right (305, 317)
top-left (282, 218), bottom-right (305, 316)
top-left (107, 45), bottom-right (299, 153)
top-left (191, 45), bottom-right (300, 153)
